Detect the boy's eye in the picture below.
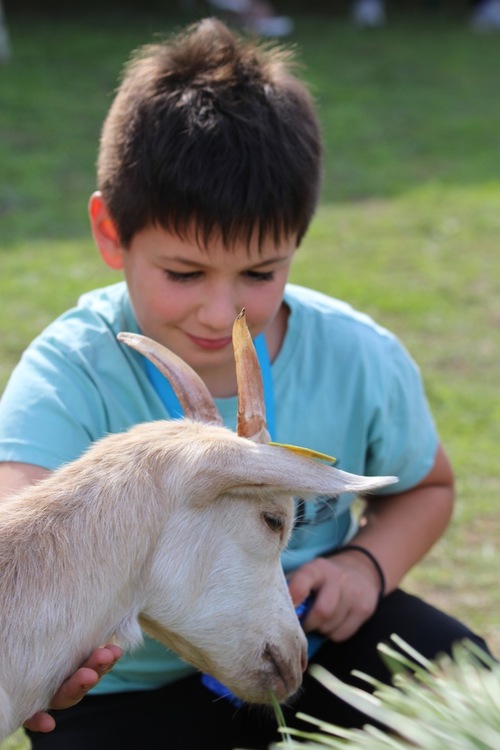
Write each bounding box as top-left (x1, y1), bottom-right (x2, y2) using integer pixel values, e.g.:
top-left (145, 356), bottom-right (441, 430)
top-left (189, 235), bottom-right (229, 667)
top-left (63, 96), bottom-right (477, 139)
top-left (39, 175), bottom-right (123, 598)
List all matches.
top-left (164, 269), bottom-right (275, 283)
top-left (164, 270), bottom-right (202, 282)
top-left (244, 270), bottom-right (275, 283)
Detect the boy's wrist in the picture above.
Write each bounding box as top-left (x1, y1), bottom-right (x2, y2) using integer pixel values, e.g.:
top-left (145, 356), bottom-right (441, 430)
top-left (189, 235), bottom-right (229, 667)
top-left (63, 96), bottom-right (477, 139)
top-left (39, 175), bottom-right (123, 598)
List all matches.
top-left (329, 544), bottom-right (386, 604)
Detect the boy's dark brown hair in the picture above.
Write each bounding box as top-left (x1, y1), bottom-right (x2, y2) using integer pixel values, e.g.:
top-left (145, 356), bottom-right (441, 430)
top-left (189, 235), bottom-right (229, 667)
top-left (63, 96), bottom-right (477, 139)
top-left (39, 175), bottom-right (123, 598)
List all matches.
top-left (97, 18), bottom-right (322, 249)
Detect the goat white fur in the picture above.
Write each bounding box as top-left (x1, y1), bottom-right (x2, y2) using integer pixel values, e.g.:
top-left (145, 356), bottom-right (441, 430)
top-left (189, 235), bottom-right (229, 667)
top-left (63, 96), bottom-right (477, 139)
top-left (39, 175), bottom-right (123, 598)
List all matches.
top-left (0, 312), bottom-right (396, 740)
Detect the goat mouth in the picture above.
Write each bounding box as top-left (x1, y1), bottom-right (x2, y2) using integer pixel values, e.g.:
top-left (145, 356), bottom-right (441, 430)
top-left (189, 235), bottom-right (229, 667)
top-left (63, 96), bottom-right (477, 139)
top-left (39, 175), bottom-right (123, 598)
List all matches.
top-left (220, 645), bottom-right (303, 705)
top-left (261, 643), bottom-right (303, 702)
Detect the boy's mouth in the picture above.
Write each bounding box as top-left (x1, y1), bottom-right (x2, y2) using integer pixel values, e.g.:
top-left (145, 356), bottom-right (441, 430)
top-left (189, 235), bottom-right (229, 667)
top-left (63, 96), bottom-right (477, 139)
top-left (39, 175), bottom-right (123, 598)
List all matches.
top-left (187, 334), bottom-right (233, 351)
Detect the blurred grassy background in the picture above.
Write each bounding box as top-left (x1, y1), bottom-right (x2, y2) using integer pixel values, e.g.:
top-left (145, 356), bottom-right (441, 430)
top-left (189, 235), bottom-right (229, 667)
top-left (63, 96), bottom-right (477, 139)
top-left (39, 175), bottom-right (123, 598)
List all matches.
top-left (0, 2), bottom-right (499, 746)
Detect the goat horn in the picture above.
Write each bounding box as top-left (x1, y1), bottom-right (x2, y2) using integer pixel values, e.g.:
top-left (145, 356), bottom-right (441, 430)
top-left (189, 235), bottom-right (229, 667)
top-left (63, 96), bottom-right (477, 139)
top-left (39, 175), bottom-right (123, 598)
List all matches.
top-left (233, 309), bottom-right (270, 444)
top-left (117, 332), bottom-right (222, 425)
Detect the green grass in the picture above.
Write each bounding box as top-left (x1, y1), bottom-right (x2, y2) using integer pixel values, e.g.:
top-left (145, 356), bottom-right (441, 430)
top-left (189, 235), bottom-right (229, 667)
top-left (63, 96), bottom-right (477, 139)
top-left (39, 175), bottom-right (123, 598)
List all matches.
top-left (1, 5), bottom-right (499, 748)
top-left (276, 638), bottom-right (500, 748)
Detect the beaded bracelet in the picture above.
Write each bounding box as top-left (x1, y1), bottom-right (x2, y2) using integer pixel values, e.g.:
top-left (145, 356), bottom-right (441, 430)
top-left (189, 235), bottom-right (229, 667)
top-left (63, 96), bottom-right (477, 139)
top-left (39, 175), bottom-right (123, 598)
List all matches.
top-left (329, 544), bottom-right (386, 604)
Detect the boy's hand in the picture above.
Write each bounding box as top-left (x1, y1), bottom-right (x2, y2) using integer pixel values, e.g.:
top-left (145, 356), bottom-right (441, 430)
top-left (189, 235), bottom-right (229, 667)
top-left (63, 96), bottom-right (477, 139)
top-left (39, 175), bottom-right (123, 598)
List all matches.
top-left (24, 644), bottom-right (123, 733)
top-left (287, 552), bottom-right (381, 643)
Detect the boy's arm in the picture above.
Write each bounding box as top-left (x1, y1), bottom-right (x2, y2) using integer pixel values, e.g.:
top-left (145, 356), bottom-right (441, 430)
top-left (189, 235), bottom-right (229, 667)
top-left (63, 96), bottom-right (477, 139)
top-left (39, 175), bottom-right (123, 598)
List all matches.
top-left (0, 462), bottom-right (123, 734)
top-left (350, 443), bottom-right (454, 593)
top-left (0, 461), bottom-right (51, 497)
top-left (287, 443), bottom-right (454, 643)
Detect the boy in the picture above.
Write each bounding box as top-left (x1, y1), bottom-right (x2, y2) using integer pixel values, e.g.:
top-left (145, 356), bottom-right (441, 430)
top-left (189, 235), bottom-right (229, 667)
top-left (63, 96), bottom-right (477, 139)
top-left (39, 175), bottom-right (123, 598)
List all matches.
top-left (0, 18), bottom-right (490, 750)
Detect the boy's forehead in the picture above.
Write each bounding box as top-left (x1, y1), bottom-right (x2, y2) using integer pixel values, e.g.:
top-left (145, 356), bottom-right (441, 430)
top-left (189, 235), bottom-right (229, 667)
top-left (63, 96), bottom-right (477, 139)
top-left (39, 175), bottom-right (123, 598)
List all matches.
top-left (146, 222), bottom-right (298, 258)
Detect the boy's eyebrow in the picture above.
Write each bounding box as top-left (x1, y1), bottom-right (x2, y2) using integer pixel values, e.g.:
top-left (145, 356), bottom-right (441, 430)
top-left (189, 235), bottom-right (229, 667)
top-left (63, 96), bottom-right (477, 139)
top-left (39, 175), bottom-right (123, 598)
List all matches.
top-left (165, 255), bottom-right (291, 268)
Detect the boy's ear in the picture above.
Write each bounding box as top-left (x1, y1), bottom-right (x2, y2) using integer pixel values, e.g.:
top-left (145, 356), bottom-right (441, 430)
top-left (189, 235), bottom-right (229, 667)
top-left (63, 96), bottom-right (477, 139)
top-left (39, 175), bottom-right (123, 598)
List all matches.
top-left (89, 191), bottom-right (124, 270)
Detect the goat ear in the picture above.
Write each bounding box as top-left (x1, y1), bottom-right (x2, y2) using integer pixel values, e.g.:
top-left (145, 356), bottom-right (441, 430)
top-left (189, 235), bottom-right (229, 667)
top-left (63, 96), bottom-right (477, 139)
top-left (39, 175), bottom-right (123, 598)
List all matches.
top-left (117, 333), bottom-right (222, 425)
top-left (233, 443), bottom-right (397, 497)
top-left (233, 309), bottom-right (270, 444)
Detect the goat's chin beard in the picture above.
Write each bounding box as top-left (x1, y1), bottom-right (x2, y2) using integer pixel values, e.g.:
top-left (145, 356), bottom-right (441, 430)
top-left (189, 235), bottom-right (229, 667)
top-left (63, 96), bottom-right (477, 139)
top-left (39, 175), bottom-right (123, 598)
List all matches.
top-left (220, 684), bottom-right (305, 715)
top-left (281, 682), bottom-right (304, 709)
top-left (138, 613), bottom-right (214, 673)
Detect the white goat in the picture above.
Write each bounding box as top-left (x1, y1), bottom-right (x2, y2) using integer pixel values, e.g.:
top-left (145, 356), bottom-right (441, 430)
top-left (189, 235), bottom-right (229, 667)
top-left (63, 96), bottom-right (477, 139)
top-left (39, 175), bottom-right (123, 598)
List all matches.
top-left (0, 311), bottom-right (395, 740)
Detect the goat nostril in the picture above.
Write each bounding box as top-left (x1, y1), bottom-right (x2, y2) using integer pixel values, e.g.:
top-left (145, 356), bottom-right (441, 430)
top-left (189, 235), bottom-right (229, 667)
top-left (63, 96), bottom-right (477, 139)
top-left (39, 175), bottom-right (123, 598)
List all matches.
top-left (263, 643), bottom-right (276, 666)
top-left (263, 643), bottom-right (283, 679)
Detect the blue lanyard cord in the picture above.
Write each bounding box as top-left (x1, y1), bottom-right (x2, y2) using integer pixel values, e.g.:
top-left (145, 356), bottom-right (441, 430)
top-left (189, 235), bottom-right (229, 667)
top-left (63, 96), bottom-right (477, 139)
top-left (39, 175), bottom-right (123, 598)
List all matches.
top-left (144, 333), bottom-right (276, 440)
top-left (252, 332), bottom-right (275, 441)
top-left (144, 357), bottom-right (184, 419)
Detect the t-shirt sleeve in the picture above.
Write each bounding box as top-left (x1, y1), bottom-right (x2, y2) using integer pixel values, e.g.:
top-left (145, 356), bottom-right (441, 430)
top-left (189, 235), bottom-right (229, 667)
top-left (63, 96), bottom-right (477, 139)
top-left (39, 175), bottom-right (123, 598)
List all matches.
top-left (0, 335), bottom-right (110, 470)
top-left (0, 292), bottom-right (167, 472)
top-left (364, 335), bottom-right (439, 493)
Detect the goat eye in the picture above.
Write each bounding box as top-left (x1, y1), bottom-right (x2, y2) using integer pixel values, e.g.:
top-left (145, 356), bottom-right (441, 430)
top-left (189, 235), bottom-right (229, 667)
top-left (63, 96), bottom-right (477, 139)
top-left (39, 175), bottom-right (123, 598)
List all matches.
top-left (263, 512), bottom-right (284, 533)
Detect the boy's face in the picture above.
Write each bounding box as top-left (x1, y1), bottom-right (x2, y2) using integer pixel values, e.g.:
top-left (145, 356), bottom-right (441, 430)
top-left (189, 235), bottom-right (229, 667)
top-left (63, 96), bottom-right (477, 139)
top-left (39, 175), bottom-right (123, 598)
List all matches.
top-left (91, 195), bottom-right (296, 396)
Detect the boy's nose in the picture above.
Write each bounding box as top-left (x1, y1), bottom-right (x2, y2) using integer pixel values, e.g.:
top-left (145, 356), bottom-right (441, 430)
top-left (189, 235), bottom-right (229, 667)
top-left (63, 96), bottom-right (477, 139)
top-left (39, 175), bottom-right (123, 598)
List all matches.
top-left (197, 287), bottom-right (241, 332)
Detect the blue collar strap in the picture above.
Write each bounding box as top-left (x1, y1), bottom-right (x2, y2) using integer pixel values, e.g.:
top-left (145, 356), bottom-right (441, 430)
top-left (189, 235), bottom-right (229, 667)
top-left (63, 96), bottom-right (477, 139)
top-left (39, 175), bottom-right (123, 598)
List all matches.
top-left (144, 332), bottom-right (276, 440)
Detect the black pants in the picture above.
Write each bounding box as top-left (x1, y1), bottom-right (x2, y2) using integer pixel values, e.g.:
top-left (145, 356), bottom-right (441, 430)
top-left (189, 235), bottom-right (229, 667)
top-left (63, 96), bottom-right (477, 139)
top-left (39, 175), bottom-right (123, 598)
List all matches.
top-left (27, 590), bottom-right (492, 750)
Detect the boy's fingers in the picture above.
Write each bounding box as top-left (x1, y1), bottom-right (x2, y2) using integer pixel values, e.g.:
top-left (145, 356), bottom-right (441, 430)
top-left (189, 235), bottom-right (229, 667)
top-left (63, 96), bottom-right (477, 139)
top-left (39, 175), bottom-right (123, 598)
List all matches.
top-left (23, 712), bottom-right (56, 733)
top-left (50, 644), bottom-right (123, 708)
top-left (79, 644), bottom-right (124, 679)
top-left (23, 645), bottom-right (123, 732)
top-left (49, 666), bottom-right (101, 709)
top-left (51, 645), bottom-right (123, 708)
top-left (23, 668), bottom-right (98, 732)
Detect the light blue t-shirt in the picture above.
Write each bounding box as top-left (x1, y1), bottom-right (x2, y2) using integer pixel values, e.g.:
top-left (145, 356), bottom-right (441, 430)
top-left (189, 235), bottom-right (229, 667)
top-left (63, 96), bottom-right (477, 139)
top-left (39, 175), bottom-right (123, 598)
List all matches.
top-left (0, 281), bottom-right (438, 693)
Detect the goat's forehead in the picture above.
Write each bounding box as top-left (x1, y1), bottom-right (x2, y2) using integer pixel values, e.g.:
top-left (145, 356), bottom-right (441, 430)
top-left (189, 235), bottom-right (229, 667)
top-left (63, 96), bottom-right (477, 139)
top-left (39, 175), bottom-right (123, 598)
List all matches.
top-left (165, 420), bottom-right (239, 442)
top-left (124, 419), bottom-right (237, 448)
top-left (183, 423), bottom-right (264, 455)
